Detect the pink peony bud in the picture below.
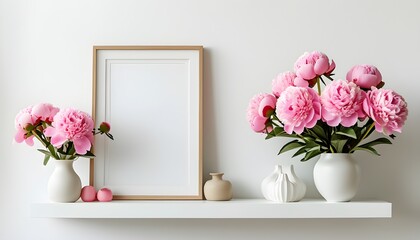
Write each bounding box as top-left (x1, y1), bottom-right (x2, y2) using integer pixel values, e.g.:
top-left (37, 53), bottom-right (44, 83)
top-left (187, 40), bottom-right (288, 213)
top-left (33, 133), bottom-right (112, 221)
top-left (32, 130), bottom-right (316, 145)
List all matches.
top-left (14, 106), bottom-right (36, 146)
top-left (99, 122), bottom-right (111, 133)
top-left (346, 65), bottom-right (382, 89)
top-left (258, 94), bottom-right (277, 117)
top-left (247, 93), bottom-right (273, 133)
top-left (294, 51), bottom-right (335, 83)
top-left (15, 106), bottom-right (35, 130)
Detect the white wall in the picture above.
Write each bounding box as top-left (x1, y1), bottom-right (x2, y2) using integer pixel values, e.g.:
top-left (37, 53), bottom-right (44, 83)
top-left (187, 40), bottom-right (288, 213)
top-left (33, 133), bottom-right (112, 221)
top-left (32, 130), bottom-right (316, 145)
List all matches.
top-left (1, 0), bottom-right (419, 239)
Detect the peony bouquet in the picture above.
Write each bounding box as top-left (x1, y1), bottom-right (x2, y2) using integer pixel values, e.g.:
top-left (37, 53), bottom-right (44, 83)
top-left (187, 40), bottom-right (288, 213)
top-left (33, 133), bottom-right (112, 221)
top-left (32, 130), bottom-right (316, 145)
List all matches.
top-left (247, 51), bottom-right (408, 161)
top-left (14, 103), bottom-right (113, 165)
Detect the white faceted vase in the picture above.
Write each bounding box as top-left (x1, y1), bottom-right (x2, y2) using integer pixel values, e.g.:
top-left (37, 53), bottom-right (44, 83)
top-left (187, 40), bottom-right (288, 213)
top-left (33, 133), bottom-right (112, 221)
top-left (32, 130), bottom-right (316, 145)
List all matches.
top-left (261, 164), bottom-right (306, 202)
top-left (313, 153), bottom-right (361, 202)
top-left (47, 159), bottom-right (82, 202)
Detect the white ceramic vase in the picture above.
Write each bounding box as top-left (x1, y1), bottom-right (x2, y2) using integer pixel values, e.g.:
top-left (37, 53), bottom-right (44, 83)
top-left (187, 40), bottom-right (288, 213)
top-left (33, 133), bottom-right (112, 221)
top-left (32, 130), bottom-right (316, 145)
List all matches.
top-left (313, 153), bottom-right (361, 202)
top-left (47, 159), bottom-right (82, 202)
top-left (261, 165), bottom-right (306, 202)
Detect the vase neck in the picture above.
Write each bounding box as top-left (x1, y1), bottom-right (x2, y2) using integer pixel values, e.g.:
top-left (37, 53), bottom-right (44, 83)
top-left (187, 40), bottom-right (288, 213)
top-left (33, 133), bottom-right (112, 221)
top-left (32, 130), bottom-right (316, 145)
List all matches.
top-left (210, 173), bottom-right (224, 180)
top-left (53, 159), bottom-right (76, 167)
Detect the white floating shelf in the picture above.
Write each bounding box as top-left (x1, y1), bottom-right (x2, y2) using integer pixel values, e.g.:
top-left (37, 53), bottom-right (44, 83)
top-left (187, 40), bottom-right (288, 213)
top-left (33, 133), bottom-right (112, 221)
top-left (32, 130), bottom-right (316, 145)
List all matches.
top-left (31, 199), bottom-right (391, 219)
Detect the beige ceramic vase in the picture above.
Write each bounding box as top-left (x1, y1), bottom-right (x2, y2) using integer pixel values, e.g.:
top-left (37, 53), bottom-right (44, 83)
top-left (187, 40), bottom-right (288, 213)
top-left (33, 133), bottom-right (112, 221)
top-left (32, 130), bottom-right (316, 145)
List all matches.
top-left (204, 173), bottom-right (232, 201)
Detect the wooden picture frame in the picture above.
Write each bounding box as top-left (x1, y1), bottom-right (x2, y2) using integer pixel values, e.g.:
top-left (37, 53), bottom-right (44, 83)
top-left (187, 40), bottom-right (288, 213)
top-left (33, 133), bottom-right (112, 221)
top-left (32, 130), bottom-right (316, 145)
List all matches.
top-left (91, 46), bottom-right (203, 200)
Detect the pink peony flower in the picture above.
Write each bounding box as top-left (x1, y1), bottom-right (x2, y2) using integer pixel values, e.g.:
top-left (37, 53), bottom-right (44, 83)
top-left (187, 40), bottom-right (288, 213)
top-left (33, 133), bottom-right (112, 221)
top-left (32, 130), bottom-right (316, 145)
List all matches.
top-left (363, 88), bottom-right (408, 135)
top-left (272, 71), bottom-right (298, 97)
top-left (44, 108), bottom-right (95, 155)
top-left (247, 93), bottom-right (274, 133)
top-left (276, 86), bottom-right (321, 134)
top-left (346, 65), bottom-right (382, 89)
top-left (32, 103), bottom-right (59, 123)
top-left (321, 80), bottom-right (366, 127)
top-left (14, 106), bottom-right (35, 146)
top-left (294, 51), bottom-right (335, 82)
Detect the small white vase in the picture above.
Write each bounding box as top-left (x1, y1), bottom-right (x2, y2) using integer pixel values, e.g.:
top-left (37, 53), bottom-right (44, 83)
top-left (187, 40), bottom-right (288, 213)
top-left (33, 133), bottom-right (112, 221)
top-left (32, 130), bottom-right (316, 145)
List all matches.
top-left (313, 153), bottom-right (361, 202)
top-left (261, 165), bottom-right (295, 202)
top-left (47, 159), bottom-right (82, 202)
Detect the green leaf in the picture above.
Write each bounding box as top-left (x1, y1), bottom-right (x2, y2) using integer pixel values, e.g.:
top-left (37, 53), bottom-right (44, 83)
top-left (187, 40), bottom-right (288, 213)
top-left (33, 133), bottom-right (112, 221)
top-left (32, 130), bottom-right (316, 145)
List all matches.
top-left (359, 137), bottom-right (392, 148)
top-left (325, 74), bottom-right (334, 81)
top-left (277, 132), bottom-right (298, 138)
top-left (25, 123), bottom-right (35, 131)
top-left (45, 143), bottom-right (59, 159)
top-left (292, 141), bottom-right (322, 157)
top-left (389, 134), bottom-right (396, 139)
top-left (265, 127), bottom-right (283, 140)
top-left (43, 154), bottom-right (50, 166)
top-left (302, 136), bottom-right (316, 143)
top-left (331, 139), bottom-right (348, 153)
top-left (292, 146), bottom-right (308, 157)
top-left (301, 149), bottom-right (322, 162)
top-left (311, 125), bottom-right (328, 140)
top-left (360, 119), bottom-right (375, 136)
top-left (106, 133), bottom-right (114, 140)
top-left (319, 76), bottom-right (326, 85)
top-left (304, 140), bottom-right (319, 149)
top-left (265, 135), bottom-right (274, 140)
top-left (38, 149), bottom-right (53, 157)
top-left (377, 81), bottom-right (385, 89)
top-left (336, 128), bottom-right (357, 139)
top-left (352, 146), bottom-right (380, 156)
top-left (278, 140), bottom-right (304, 155)
top-left (265, 126), bottom-right (301, 140)
top-left (273, 126), bottom-right (284, 134)
top-left (76, 150), bottom-right (96, 158)
top-left (75, 154), bottom-right (94, 159)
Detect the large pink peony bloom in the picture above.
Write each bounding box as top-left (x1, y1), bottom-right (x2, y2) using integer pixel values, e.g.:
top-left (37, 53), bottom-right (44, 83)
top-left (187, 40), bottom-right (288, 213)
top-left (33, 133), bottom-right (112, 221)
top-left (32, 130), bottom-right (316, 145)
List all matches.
top-left (363, 88), bottom-right (408, 135)
top-left (346, 65), bottom-right (383, 89)
top-left (294, 51), bottom-right (335, 82)
top-left (44, 108), bottom-right (95, 155)
top-left (247, 93), bottom-right (275, 133)
top-left (14, 106), bottom-right (36, 146)
top-left (276, 87), bottom-right (321, 134)
top-left (321, 80), bottom-right (366, 127)
top-left (272, 71), bottom-right (298, 97)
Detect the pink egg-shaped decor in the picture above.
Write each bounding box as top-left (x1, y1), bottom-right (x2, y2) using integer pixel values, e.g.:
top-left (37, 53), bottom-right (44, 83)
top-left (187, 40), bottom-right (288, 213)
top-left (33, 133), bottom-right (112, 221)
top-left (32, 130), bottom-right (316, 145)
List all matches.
top-left (81, 186), bottom-right (97, 202)
top-left (97, 188), bottom-right (113, 202)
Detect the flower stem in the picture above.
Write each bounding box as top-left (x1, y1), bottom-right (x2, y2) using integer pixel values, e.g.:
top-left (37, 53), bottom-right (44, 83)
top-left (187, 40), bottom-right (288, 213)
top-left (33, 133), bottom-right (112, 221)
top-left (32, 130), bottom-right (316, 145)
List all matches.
top-left (349, 122), bottom-right (375, 152)
top-left (361, 122), bottom-right (375, 141)
top-left (316, 77), bottom-right (321, 95)
top-left (32, 131), bottom-right (59, 159)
